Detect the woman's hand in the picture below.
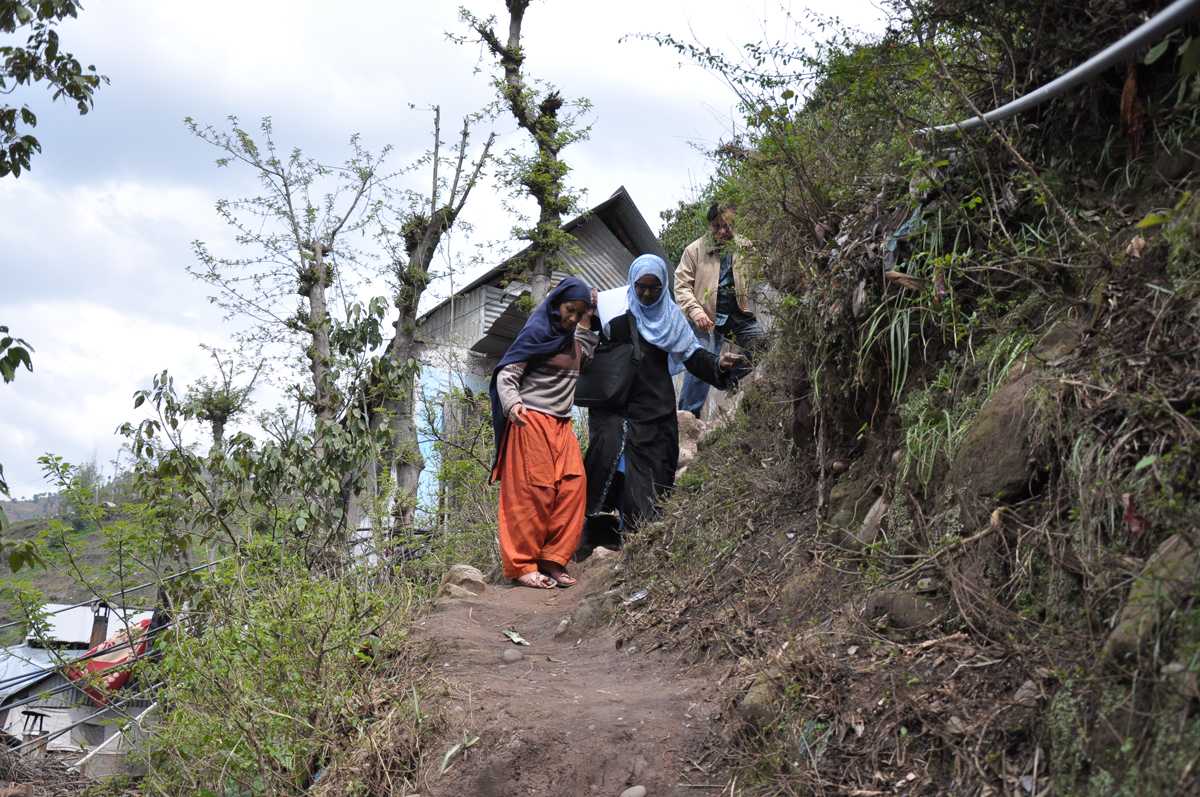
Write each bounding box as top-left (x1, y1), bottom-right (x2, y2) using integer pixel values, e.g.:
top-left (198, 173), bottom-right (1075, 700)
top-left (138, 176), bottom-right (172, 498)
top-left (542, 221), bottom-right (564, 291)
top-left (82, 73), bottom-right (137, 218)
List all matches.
top-left (509, 402), bottom-right (530, 427)
top-left (580, 292), bottom-right (597, 327)
top-left (718, 351), bottom-right (746, 371)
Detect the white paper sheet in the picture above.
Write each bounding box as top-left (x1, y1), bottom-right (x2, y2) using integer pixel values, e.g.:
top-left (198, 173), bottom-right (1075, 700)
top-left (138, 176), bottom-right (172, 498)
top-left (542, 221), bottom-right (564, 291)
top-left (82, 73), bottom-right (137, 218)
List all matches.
top-left (596, 286), bottom-right (629, 336)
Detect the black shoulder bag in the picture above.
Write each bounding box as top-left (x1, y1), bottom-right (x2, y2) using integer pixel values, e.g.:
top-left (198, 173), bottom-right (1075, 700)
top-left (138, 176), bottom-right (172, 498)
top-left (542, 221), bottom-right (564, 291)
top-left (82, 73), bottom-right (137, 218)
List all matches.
top-left (574, 314), bottom-right (642, 410)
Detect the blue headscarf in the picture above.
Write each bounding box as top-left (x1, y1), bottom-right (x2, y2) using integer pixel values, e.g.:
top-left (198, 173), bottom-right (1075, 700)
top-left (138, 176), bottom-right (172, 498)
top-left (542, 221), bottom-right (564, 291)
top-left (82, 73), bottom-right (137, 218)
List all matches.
top-left (627, 254), bottom-right (701, 375)
top-left (488, 276), bottom-right (593, 464)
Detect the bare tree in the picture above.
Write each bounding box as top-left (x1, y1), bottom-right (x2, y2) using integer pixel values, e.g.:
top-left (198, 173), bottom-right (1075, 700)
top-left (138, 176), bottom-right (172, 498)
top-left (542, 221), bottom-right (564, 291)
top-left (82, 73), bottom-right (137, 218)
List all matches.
top-left (365, 108), bottom-right (494, 533)
top-left (460, 1), bottom-right (589, 304)
top-left (184, 348), bottom-right (263, 452)
top-left (187, 116), bottom-right (388, 427)
top-left (187, 112), bottom-right (492, 546)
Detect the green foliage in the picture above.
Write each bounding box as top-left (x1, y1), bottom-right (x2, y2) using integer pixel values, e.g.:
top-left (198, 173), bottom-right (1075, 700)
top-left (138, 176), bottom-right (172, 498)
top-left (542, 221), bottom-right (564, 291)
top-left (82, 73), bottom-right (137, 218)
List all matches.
top-left (140, 548), bottom-right (428, 795)
top-left (0, 324), bottom-right (33, 385)
top-left (635, 1), bottom-right (1200, 793)
top-left (0, 0), bottom-right (107, 177)
top-left (0, 324), bottom-right (34, 502)
top-left (418, 387), bottom-right (500, 578)
top-left (657, 196), bottom-right (709, 267)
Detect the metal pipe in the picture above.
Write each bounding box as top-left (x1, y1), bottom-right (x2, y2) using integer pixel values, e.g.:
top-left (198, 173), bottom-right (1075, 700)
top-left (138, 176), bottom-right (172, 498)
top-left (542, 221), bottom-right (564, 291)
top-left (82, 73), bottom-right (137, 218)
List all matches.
top-left (918, 0), bottom-right (1200, 136)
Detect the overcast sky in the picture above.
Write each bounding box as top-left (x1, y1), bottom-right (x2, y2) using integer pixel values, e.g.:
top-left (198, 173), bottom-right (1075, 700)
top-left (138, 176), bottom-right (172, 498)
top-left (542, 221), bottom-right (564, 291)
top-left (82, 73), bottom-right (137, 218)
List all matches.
top-left (0, 0), bottom-right (886, 499)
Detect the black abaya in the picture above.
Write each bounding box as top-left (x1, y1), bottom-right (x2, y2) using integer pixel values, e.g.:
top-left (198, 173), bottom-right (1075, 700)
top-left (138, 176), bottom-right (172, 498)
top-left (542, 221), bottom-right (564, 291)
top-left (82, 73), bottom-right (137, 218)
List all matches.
top-left (581, 311), bottom-right (729, 550)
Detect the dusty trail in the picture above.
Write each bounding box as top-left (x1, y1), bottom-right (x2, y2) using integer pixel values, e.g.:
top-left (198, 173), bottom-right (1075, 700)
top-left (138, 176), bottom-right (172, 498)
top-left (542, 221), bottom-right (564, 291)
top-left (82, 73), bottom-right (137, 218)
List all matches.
top-left (411, 556), bottom-right (723, 797)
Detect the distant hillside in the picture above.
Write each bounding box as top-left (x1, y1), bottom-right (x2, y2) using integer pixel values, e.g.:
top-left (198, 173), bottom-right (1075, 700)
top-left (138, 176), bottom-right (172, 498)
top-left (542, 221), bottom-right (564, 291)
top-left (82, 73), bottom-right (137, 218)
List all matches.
top-left (1, 493), bottom-right (61, 522)
top-left (0, 515), bottom-right (152, 644)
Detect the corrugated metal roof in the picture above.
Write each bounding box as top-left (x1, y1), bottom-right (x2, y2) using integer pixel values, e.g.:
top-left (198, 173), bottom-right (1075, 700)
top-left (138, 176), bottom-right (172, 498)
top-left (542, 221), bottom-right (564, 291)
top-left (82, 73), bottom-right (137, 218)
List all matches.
top-left (560, 216), bottom-right (634, 291)
top-left (1, 605), bottom-right (153, 701)
top-left (0, 645), bottom-right (81, 701)
top-left (418, 185), bottom-right (665, 327)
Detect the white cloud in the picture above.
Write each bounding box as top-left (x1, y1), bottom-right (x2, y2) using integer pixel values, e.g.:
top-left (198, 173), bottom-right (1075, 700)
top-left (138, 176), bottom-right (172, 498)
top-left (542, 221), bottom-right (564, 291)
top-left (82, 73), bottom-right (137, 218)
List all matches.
top-left (1, 301), bottom-right (222, 497)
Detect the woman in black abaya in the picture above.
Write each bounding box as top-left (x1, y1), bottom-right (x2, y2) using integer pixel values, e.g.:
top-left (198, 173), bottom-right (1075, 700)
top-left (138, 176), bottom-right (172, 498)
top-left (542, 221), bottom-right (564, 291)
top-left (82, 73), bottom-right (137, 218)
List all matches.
top-left (581, 254), bottom-right (742, 552)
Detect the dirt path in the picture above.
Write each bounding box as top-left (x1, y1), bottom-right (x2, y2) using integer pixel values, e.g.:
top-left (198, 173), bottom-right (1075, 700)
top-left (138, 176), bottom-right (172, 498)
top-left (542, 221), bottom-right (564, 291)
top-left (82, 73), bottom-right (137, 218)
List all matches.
top-left (410, 555), bottom-right (723, 797)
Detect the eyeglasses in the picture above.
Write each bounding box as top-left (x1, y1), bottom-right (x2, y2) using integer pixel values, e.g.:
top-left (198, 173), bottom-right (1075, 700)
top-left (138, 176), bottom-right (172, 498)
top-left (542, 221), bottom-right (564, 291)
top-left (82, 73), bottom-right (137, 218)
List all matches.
top-left (633, 282), bottom-right (663, 298)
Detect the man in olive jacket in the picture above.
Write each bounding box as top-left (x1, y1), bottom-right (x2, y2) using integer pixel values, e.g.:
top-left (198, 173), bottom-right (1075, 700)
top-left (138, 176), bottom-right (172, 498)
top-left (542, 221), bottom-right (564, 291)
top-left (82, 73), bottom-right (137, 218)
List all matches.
top-left (675, 202), bottom-right (766, 417)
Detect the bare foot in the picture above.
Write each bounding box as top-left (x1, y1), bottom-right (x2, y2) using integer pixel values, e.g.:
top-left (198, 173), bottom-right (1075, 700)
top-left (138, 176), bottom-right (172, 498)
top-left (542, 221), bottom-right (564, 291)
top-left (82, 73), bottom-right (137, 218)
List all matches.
top-left (540, 561), bottom-right (576, 588)
top-left (515, 571), bottom-right (557, 590)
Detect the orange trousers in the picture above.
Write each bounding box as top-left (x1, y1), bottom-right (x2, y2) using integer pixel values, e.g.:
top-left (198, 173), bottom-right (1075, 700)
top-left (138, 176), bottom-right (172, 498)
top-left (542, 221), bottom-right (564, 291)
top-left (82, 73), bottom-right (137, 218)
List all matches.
top-left (493, 410), bottom-right (585, 579)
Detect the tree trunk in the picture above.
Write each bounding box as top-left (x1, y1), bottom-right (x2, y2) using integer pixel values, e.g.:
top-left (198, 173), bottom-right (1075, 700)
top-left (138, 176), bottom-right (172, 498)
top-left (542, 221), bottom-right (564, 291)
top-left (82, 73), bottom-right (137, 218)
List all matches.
top-left (304, 243), bottom-right (336, 425)
top-left (530, 258), bottom-right (551, 305)
top-left (377, 299), bottom-right (425, 534)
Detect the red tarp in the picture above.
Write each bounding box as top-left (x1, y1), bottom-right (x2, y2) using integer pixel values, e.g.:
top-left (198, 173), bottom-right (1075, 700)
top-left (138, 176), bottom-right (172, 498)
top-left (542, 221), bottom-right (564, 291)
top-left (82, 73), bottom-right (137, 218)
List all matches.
top-left (65, 618), bottom-right (151, 705)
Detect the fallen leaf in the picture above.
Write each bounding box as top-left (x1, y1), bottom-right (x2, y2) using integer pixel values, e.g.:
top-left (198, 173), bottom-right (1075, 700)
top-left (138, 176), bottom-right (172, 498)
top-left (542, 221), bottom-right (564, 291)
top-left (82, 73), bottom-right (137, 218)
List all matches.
top-left (1122, 493), bottom-right (1149, 538)
top-left (502, 628), bottom-right (530, 646)
top-left (1125, 235), bottom-right (1148, 259)
top-left (439, 734), bottom-right (480, 774)
top-left (1136, 212), bottom-right (1170, 229)
top-left (1120, 62), bottom-right (1145, 158)
top-left (884, 270), bottom-right (925, 291)
top-left (990, 507), bottom-right (1005, 530)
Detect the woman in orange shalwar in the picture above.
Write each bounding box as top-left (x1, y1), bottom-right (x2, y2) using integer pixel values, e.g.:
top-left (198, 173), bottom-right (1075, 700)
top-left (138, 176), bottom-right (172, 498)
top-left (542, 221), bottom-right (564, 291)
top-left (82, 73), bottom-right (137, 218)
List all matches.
top-left (488, 277), bottom-right (597, 589)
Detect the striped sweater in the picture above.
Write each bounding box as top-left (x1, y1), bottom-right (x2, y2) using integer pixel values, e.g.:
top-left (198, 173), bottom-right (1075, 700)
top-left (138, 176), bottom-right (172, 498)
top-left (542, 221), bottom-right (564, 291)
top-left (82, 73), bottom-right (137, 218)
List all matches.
top-left (496, 327), bottom-right (599, 420)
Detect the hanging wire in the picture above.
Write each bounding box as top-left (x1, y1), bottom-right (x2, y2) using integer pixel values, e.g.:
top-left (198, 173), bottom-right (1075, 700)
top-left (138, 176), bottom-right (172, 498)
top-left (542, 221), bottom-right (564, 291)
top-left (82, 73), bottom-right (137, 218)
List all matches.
top-left (0, 678), bottom-right (91, 716)
top-left (0, 617), bottom-right (181, 692)
top-left (0, 556), bottom-right (229, 634)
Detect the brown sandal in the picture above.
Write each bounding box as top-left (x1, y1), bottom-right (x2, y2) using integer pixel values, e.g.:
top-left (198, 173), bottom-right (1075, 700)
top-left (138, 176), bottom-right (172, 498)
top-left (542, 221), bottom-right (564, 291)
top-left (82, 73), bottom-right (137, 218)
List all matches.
top-left (540, 563), bottom-right (576, 588)
top-left (515, 572), bottom-right (557, 590)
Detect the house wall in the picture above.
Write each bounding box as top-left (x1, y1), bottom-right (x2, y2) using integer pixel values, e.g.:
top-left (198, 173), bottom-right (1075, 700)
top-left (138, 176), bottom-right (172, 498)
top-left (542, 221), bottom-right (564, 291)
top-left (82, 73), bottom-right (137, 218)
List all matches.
top-left (419, 282), bottom-right (487, 350)
top-left (419, 214), bottom-right (634, 354)
top-left (2, 676), bottom-right (155, 752)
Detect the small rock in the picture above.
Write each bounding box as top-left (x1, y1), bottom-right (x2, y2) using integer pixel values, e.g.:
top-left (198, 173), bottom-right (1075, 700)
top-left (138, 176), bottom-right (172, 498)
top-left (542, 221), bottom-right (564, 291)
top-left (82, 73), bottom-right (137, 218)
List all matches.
top-left (915, 577), bottom-right (937, 593)
top-left (620, 787), bottom-right (647, 797)
top-left (1012, 679), bottom-right (1041, 708)
top-left (851, 494), bottom-right (888, 549)
top-left (439, 583), bottom-right (479, 600)
top-left (1104, 533), bottom-right (1200, 663)
top-left (554, 617), bottom-right (572, 638)
top-left (501, 648), bottom-right (524, 664)
top-left (0, 786), bottom-right (34, 797)
top-left (592, 545), bottom-right (620, 560)
top-left (736, 670), bottom-right (780, 727)
top-left (442, 563), bottom-right (487, 595)
top-left (864, 591), bottom-right (946, 630)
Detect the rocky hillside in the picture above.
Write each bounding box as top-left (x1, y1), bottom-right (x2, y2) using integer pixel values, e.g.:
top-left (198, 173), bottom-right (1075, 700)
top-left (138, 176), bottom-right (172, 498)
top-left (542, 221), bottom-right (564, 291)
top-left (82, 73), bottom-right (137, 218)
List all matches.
top-left (602, 1), bottom-right (1200, 794)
